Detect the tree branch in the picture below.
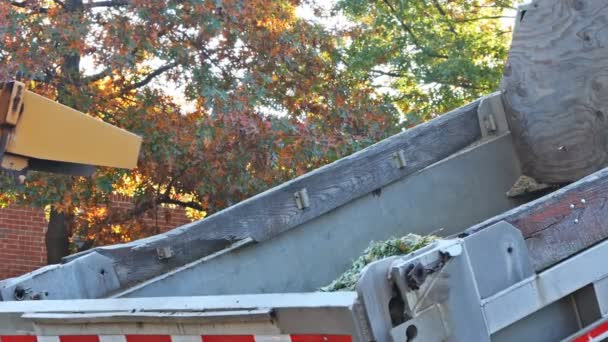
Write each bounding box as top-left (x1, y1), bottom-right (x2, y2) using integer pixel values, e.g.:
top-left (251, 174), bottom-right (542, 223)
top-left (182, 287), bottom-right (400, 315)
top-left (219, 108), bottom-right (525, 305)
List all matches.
top-left (83, 67), bottom-right (114, 84)
top-left (120, 61), bottom-right (179, 93)
top-left (84, 38), bottom-right (160, 85)
top-left (380, 0), bottom-right (448, 59)
top-left (430, 0), bottom-right (457, 35)
top-left (83, 0), bottom-right (129, 8)
top-left (370, 69), bottom-right (405, 78)
top-left (455, 16), bottom-right (515, 23)
top-left (471, 3), bottom-right (516, 10)
top-left (93, 193), bottom-right (203, 228)
top-left (158, 197), bottom-right (204, 211)
top-left (370, 68), bottom-right (483, 91)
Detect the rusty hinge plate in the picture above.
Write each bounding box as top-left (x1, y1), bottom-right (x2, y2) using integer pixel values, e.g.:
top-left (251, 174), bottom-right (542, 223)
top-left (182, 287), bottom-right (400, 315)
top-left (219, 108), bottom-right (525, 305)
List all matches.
top-left (0, 81), bottom-right (25, 126)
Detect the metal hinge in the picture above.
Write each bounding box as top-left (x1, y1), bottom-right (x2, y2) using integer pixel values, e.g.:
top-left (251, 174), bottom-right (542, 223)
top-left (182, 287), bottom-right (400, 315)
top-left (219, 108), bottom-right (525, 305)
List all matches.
top-left (0, 81), bottom-right (25, 127)
top-left (294, 188), bottom-right (310, 210)
top-left (477, 91), bottom-right (509, 138)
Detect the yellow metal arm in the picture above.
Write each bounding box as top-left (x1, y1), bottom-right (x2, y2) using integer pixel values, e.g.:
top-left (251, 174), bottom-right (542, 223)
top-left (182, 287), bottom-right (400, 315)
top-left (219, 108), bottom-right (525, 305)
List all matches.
top-left (0, 81), bottom-right (142, 176)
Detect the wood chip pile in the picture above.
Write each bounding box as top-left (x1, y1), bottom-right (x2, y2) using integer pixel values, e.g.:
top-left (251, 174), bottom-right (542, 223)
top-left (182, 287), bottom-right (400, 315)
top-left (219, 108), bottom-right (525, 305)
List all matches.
top-left (321, 234), bottom-right (436, 291)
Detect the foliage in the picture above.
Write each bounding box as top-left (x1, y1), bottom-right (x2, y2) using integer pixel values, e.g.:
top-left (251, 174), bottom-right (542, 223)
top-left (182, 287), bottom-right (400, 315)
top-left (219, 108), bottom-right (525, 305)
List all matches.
top-left (321, 234), bottom-right (437, 291)
top-left (0, 0), bottom-right (399, 252)
top-left (334, 0), bottom-right (515, 125)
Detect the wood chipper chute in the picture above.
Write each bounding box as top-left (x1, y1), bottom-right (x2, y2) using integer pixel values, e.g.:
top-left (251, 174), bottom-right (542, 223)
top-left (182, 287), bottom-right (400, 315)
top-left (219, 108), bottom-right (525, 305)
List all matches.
top-left (0, 80), bottom-right (141, 177)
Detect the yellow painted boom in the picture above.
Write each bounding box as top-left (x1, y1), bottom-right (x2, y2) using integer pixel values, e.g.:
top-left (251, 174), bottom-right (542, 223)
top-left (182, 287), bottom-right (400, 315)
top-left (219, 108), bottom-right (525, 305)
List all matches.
top-left (0, 81), bottom-right (142, 175)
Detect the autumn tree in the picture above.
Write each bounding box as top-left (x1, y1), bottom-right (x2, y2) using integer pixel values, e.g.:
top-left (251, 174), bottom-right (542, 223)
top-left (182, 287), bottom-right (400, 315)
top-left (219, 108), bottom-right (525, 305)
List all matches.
top-left (0, 0), bottom-right (399, 262)
top-left (332, 0), bottom-right (515, 125)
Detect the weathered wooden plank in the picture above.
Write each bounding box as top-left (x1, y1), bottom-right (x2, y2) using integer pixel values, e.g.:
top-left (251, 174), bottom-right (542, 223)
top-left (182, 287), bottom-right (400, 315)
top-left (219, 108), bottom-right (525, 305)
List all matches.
top-left (501, 0), bottom-right (608, 183)
top-left (464, 167), bottom-right (608, 270)
top-left (51, 99), bottom-right (480, 294)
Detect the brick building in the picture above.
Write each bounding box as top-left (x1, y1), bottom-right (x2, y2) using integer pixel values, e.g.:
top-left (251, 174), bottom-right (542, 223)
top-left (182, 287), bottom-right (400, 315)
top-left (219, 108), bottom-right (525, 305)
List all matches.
top-left (0, 198), bottom-right (192, 280)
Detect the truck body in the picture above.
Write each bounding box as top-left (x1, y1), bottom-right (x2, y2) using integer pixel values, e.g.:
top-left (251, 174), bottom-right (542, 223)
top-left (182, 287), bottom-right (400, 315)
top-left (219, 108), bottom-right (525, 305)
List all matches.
top-left (0, 91), bottom-right (606, 342)
top-left (2, 0), bottom-right (608, 341)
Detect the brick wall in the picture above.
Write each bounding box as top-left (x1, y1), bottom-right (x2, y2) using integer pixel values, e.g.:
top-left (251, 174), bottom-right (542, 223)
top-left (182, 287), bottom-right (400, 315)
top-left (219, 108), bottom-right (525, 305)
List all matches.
top-left (0, 198), bottom-right (192, 280)
top-left (0, 206), bottom-right (47, 280)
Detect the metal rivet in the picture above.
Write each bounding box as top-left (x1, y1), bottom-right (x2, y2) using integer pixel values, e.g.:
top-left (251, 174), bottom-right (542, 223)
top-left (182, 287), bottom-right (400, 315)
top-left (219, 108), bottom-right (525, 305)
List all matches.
top-left (575, 219), bottom-right (580, 224)
top-left (570, 204), bottom-right (575, 209)
top-left (485, 113), bottom-right (497, 132)
top-left (392, 149), bottom-right (407, 169)
top-left (581, 199), bottom-right (586, 204)
top-left (294, 188), bottom-right (310, 210)
top-left (156, 246), bottom-right (174, 260)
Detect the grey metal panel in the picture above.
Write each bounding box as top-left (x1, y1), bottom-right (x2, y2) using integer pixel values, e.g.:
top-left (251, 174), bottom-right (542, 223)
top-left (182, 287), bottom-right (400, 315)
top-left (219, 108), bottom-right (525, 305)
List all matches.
top-left (0, 292), bottom-right (360, 336)
top-left (593, 276), bottom-right (608, 316)
top-left (438, 245), bottom-right (490, 342)
top-left (571, 284), bottom-right (601, 328)
top-left (118, 133), bottom-right (522, 298)
top-left (0, 252), bottom-right (120, 301)
top-left (357, 240), bottom-right (465, 342)
top-left (483, 237), bottom-right (608, 333)
top-left (391, 306), bottom-right (448, 342)
top-left (388, 239), bottom-right (489, 342)
top-left (465, 221), bottom-right (533, 299)
top-left (491, 296), bottom-right (580, 342)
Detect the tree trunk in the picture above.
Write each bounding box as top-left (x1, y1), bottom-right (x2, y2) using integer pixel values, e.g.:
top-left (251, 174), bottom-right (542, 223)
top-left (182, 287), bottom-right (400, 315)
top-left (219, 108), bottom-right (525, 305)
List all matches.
top-left (501, 0), bottom-right (608, 184)
top-left (45, 207), bottom-right (71, 264)
top-left (44, 0), bottom-right (85, 264)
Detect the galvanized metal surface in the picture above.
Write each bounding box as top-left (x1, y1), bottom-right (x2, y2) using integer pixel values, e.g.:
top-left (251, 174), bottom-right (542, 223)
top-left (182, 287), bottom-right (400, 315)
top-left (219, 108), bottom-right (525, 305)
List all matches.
top-left (0, 293), bottom-right (362, 337)
top-left (354, 240), bottom-right (462, 342)
top-left (390, 306), bottom-right (447, 342)
top-left (365, 220), bottom-right (608, 341)
top-left (477, 91), bottom-right (509, 138)
top-left (483, 237), bottom-right (608, 333)
top-left (0, 252), bottom-right (121, 302)
top-left (118, 133), bottom-right (522, 298)
top-left (360, 233), bottom-right (491, 342)
top-left (359, 238), bottom-right (492, 342)
top-left (593, 276), bottom-right (608, 317)
top-left (492, 296), bottom-right (581, 342)
top-left (465, 220), bottom-right (533, 299)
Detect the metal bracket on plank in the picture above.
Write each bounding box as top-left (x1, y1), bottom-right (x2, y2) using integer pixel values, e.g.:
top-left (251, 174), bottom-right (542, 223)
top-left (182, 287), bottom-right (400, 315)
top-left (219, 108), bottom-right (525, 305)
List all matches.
top-left (294, 188), bottom-right (310, 210)
top-left (1, 81), bottom-right (25, 126)
top-left (477, 91), bottom-right (509, 138)
top-left (156, 246), bottom-right (175, 260)
top-left (392, 149), bottom-right (407, 169)
top-left (0, 81), bottom-right (26, 180)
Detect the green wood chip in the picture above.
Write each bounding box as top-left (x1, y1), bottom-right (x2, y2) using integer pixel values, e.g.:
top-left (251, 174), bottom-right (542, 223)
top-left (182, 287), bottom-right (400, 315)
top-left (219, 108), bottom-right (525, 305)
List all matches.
top-left (321, 234), bottom-right (437, 292)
